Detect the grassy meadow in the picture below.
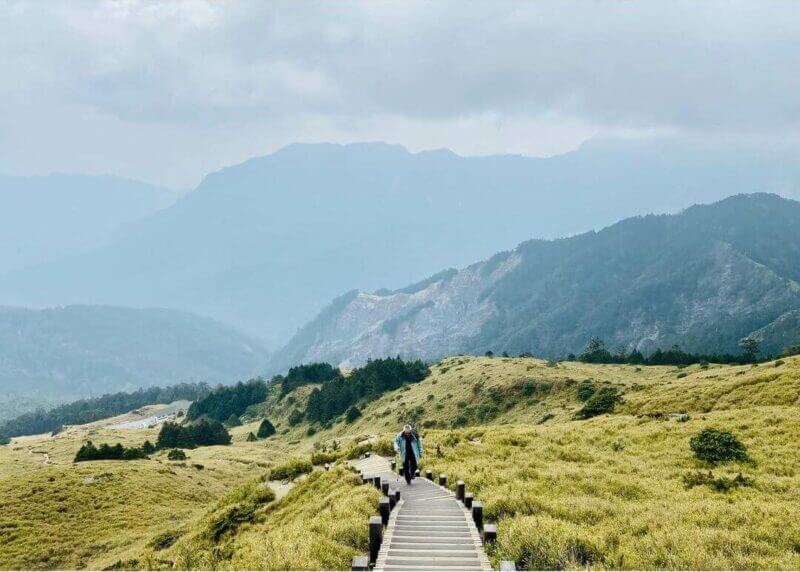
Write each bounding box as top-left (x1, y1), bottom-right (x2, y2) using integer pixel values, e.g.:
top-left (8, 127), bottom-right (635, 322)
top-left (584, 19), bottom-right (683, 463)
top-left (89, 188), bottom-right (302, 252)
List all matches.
top-left (0, 354), bottom-right (798, 569)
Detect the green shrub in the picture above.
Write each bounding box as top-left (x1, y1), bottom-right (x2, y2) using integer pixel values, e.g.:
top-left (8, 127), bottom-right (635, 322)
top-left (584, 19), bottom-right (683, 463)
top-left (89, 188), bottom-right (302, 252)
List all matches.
top-left (575, 387), bottom-right (622, 419)
top-left (576, 381), bottom-right (595, 402)
top-left (167, 448), bottom-right (187, 461)
top-left (156, 420), bottom-right (231, 449)
top-left (287, 409), bottom-right (304, 426)
top-left (310, 450), bottom-right (340, 465)
top-left (345, 406), bottom-right (362, 423)
top-left (257, 418), bottom-right (276, 438)
top-left (689, 429), bottom-right (749, 465)
top-left (343, 438), bottom-right (395, 459)
top-left (269, 458), bottom-right (313, 481)
top-left (677, 372), bottom-right (687, 379)
top-left (149, 530), bottom-right (182, 551)
top-left (74, 441), bottom-right (148, 462)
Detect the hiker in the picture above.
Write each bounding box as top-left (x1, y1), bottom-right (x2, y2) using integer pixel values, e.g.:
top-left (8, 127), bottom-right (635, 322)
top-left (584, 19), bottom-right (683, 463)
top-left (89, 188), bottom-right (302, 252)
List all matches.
top-left (394, 424), bottom-right (423, 485)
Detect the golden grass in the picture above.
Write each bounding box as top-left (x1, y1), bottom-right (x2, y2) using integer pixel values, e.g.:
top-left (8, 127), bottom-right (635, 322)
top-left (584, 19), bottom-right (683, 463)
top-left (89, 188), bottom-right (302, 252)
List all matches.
top-left (1, 355), bottom-right (799, 570)
top-left (0, 421), bottom-right (294, 569)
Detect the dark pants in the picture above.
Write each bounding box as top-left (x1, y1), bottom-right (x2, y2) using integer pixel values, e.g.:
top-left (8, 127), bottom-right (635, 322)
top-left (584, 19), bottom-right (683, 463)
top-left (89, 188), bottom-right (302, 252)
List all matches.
top-left (403, 454), bottom-right (417, 484)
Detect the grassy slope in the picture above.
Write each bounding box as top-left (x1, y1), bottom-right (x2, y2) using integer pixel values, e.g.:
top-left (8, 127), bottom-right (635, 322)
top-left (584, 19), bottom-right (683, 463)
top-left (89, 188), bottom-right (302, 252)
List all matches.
top-left (1, 355), bottom-right (798, 570)
top-left (274, 355), bottom-right (800, 570)
top-left (0, 422), bottom-right (297, 569)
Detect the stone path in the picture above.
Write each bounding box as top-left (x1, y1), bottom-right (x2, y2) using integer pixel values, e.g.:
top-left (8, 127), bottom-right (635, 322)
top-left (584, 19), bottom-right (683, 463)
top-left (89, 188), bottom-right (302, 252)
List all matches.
top-left (350, 455), bottom-right (491, 571)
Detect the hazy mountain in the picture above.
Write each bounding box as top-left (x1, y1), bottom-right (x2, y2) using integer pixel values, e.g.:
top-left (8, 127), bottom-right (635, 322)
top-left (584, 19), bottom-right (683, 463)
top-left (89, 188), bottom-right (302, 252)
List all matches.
top-left (275, 194), bottom-right (800, 369)
top-left (0, 305), bottom-right (268, 401)
top-left (1, 139), bottom-right (798, 344)
top-left (0, 173), bottom-right (178, 272)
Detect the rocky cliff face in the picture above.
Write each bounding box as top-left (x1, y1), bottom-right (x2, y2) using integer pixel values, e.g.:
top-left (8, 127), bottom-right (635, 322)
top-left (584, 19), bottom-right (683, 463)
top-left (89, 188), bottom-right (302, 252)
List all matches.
top-left (274, 193), bottom-right (800, 369)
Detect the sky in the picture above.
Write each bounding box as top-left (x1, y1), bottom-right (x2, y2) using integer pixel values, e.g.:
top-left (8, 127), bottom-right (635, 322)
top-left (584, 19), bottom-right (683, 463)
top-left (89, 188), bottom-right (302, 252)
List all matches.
top-left (1, 1), bottom-right (798, 189)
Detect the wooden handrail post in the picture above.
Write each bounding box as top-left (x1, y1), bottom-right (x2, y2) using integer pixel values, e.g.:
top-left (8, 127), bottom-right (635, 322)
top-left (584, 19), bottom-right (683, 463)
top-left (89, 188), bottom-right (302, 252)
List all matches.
top-left (351, 555), bottom-right (369, 571)
top-left (472, 501), bottom-right (483, 531)
top-left (425, 469), bottom-right (433, 480)
top-left (464, 492), bottom-right (474, 508)
top-left (373, 476), bottom-right (381, 490)
top-left (381, 482), bottom-right (389, 496)
top-left (456, 480), bottom-right (465, 501)
top-left (483, 523), bottom-right (497, 544)
top-left (379, 497), bottom-right (391, 526)
top-left (369, 516), bottom-right (382, 565)
top-left (388, 488), bottom-right (396, 510)
top-left (393, 489), bottom-right (401, 504)
top-left (439, 473), bottom-right (447, 487)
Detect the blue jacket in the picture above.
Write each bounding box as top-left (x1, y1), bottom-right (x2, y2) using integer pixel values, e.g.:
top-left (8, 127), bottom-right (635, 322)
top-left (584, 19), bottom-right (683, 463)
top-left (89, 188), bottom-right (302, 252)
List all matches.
top-left (394, 431), bottom-right (423, 463)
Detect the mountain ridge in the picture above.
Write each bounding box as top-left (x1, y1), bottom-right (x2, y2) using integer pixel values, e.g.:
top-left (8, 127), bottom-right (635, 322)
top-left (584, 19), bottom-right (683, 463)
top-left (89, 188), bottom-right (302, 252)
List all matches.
top-left (0, 304), bottom-right (269, 402)
top-left (1, 138), bottom-right (799, 344)
top-left (273, 193), bottom-right (800, 370)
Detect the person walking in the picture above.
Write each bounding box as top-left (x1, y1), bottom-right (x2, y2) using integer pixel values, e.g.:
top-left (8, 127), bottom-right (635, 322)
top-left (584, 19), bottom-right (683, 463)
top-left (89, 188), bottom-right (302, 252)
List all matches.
top-left (394, 424), bottom-right (423, 485)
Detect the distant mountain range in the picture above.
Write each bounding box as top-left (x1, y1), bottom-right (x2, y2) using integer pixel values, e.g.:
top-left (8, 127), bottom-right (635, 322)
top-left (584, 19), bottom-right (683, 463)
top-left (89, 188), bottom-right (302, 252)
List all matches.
top-left (0, 173), bottom-right (178, 273)
top-left (274, 193), bottom-right (800, 369)
top-left (2, 138), bottom-right (799, 345)
top-left (0, 305), bottom-right (268, 402)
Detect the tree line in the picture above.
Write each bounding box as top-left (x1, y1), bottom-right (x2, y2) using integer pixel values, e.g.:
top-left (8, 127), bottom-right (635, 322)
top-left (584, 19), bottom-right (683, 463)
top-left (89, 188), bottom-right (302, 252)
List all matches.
top-left (275, 362), bottom-right (340, 397)
top-left (305, 356), bottom-right (430, 424)
top-left (185, 379), bottom-right (267, 423)
top-left (574, 336), bottom-right (779, 366)
top-left (0, 383), bottom-right (211, 443)
top-left (74, 418), bottom-right (232, 463)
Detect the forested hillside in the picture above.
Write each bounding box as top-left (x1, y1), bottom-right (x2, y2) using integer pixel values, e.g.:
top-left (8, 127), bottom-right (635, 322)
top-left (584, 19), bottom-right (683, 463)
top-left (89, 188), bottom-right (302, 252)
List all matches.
top-left (0, 305), bottom-right (268, 400)
top-left (276, 193), bottom-right (800, 369)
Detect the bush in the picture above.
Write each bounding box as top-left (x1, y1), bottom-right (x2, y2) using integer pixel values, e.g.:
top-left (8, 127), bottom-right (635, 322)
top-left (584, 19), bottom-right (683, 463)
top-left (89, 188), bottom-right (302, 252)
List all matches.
top-left (689, 429), bottom-right (749, 465)
top-left (142, 440), bottom-right (156, 454)
top-left (310, 450), bottom-right (340, 465)
top-left (156, 420), bottom-right (231, 449)
top-left (576, 381), bottom-right (595, 402)
top-left (343, 439), bottom-right (395, 459)
top-left (345, 406), bottom-right (362, 423)
top-left (677, 372), bottom-right (687, 379)
top-left (269, 458), bottom-right (313, 481)
top-left (246, 432), bottom-right (258, 442)
top-left (225, 414), bottom-right (242, 427)
top-left (257, 418), bottom-right (276, 439)
top-left (74, 441), bottom-right (148, 462)
top-left (167, 448), bottom-right (187, 461)
top-left (287, 409), bottom-right (304, 426)
top-left (575, 387), bottom-right (622, 419)
top-left (150, 530), bottom-right (181, 551)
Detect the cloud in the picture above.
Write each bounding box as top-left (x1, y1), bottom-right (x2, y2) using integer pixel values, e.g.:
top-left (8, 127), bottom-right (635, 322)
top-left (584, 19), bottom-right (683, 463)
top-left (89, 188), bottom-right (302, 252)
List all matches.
top-left (0, 1), bottom-right (798, 187)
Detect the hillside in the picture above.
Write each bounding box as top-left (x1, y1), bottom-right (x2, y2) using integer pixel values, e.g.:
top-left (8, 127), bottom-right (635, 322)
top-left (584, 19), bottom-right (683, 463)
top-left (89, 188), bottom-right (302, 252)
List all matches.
top-left (2, 139), bottom-right (799, 343)
top-left (2, 354), bottom-right (797, 570)
top-left (0, 305), bottom-right (268, 403)
top-left (276, 193), bottom-right (800, 369)
top-left (0, 173), bottom-right (177, 275)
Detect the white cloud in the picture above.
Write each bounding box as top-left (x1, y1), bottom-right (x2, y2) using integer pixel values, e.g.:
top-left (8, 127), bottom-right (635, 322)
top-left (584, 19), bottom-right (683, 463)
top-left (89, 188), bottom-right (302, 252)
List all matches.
top-left (0, 1), bottom-right (798, 187)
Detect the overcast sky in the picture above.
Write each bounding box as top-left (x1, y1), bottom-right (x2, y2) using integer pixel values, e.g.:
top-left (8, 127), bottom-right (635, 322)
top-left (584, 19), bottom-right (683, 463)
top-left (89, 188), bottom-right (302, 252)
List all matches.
top-left (1, 1), bottom-right (798, 189)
